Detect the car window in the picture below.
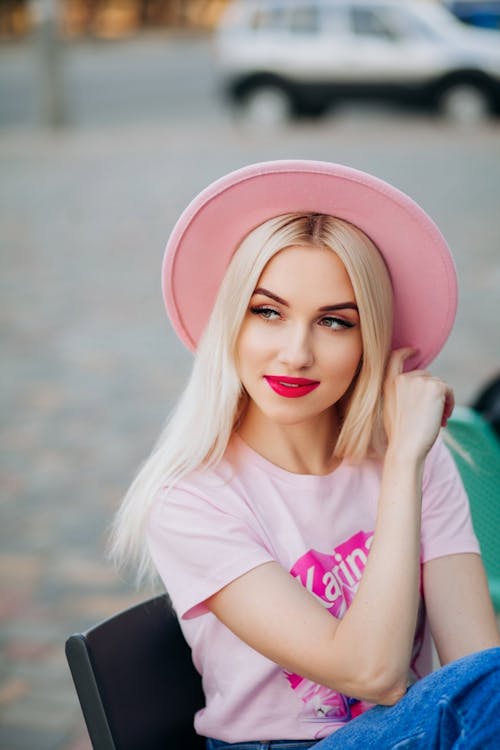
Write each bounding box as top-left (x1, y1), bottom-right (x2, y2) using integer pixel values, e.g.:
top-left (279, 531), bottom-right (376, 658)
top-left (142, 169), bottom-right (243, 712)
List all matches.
top-left (350, 5), bottom-right (440, 41)
top-left (350, 7), bottom-right (399, 39)
top-left (249, 6), bottom-right (286, 32)
top-left (248, 4), bottom-right (320, 34)
top-left (380, 7), bottom-right (442, 40)
top-left (321, 5), bottom-right (347, 34)
top-left (288, 6), bottom-right (319, 34)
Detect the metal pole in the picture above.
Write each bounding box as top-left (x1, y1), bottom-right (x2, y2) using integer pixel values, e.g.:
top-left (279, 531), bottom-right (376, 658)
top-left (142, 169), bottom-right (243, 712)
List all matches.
top-left (34, 0), bottom-right (68, 128)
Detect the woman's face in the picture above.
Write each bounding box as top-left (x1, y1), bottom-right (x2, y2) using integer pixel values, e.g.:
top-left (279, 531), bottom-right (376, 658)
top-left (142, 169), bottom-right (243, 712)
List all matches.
top-left (236, 243), bottom-right (363, 431)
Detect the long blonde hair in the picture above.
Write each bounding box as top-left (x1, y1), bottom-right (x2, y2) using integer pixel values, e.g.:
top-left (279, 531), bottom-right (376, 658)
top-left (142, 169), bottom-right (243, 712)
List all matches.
top-left (110, 214), bottom-right (393, 584)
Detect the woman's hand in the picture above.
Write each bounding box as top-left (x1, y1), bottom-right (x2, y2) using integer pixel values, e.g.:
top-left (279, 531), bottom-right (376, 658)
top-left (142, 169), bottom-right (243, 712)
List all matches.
top-left (383, 348), bottom-right (455, 463)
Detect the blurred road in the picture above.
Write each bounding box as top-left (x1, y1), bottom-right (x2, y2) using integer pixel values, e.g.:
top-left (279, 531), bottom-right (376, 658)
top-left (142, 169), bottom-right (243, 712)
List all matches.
top-left (1, 32), bottom-right (500, 750)
top-left (0, 33), bottom-right (219, 129)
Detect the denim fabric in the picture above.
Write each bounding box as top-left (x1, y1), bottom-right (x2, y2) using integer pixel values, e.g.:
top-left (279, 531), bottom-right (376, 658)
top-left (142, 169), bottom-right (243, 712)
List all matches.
top-left (206, 742), bottom-right (316, 750)
top-left (207, 647), bottom-right (500, 750)
top-left (315, 647), bottom-right (500, 749)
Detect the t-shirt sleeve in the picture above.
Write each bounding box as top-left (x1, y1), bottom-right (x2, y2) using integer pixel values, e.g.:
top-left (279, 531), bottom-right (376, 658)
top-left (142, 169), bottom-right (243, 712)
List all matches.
top-left (420, 436), bottom-right (480, 564)
top-left (146, 481), bottom-right (274, 620)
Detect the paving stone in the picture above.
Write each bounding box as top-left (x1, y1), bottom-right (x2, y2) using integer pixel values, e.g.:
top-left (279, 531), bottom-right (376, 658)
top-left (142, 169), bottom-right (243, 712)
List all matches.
top-left (2, 691), bottom-right (79, 729)
top-left (0, 726), bottom-right (71, 750)
top-left (0, 677), bottom-right (30, 706)
top-left (64, 592), bottom-right (148, 622)
top-left (59, 729), bottom-right (92, 750)
top-left (5, 641), bottom-right (56, 662)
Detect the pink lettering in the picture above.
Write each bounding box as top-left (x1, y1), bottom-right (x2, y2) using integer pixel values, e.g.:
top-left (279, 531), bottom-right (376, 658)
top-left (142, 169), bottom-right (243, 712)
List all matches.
top-left (290, 531), bottom-right (374, 615)
top-left (322, 570), bottom-right (341, 602)
top-left (304, 565), bottom-right (331, 608)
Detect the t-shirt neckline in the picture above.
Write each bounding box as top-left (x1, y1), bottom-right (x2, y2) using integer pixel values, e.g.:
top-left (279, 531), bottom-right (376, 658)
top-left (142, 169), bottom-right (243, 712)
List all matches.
top-left (231, 433), bottom-right (348, 486)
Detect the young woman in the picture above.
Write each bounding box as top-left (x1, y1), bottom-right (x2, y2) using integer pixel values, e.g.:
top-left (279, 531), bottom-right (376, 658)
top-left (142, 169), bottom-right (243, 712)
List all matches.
top-left (112, 161), bottom-right (500, 749)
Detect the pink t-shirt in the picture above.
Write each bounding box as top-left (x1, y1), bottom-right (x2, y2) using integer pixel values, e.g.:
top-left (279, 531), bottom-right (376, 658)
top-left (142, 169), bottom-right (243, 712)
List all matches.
top-left (147, 435), bottom-right (480, 743)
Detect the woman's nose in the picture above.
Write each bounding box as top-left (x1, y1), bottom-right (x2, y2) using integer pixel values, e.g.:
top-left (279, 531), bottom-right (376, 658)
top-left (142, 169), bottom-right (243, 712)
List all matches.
top-left (278, 325), bottom-right (314, 370)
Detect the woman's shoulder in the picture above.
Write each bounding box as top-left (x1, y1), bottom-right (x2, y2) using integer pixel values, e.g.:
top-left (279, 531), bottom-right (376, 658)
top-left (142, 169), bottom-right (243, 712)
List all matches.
top-left (153, 439), bottom-right (242, 511)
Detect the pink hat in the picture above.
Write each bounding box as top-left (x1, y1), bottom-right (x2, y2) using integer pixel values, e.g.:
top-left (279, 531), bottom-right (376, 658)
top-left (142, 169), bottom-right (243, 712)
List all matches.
top-left (162, 160), bottom-right (457, 369)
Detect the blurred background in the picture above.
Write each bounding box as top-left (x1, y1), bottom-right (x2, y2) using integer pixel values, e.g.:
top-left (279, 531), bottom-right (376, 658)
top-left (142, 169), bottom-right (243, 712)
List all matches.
top-left (1, 1), bottom-right (499, 748)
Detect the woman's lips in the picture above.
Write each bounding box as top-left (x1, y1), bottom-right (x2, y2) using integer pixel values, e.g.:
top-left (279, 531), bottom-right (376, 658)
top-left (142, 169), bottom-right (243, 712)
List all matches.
top-left (264, 375), bottom-right (320, 399)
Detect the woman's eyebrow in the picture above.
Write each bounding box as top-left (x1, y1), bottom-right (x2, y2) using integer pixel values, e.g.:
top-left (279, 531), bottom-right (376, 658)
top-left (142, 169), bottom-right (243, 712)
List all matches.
top-left (253, 288), bottom-right (289, 306)
top-left (253, 288), bottom-right (358, 313)
top-left (319, 302), bottom-right (359, 312)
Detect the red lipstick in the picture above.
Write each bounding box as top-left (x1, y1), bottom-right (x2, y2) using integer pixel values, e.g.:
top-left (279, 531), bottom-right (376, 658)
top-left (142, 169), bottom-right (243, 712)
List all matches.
top-left (264, 375), bottom-right (320, 398)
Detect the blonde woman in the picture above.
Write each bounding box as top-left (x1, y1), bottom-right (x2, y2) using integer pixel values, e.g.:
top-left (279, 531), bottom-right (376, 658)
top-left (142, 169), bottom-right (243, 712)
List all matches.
top-left (112, 161), bottom-right (500, 749)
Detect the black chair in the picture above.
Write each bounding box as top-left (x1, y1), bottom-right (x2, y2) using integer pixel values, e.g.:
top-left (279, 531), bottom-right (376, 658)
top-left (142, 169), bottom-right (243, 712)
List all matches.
top-left (65, 594), bottom-right (206, 750)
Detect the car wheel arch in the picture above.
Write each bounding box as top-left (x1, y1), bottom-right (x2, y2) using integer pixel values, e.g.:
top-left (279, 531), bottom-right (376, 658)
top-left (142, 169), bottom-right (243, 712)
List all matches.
top-left (433, 69), bottom-right (496, 122)
top-left (230, 72), bottom-right (293, 100)
top-left (433, 68), bottom-right (496, 97)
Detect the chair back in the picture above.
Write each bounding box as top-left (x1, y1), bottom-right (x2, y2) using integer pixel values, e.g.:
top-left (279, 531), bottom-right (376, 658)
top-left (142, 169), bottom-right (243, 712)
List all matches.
top-left (66, 594), bottom-right (205, 750)
top-left (446, 406), bottom-right (500, 611)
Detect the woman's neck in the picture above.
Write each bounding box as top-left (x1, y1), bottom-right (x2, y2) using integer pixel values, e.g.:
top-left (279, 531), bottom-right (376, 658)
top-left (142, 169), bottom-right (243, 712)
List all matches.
top-left (236, 405), bottom-right (341, 476)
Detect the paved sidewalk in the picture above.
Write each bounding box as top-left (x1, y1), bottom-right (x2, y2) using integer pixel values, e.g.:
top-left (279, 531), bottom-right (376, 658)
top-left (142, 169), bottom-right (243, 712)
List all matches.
top-left (1, 110), bottom-right (499, 750)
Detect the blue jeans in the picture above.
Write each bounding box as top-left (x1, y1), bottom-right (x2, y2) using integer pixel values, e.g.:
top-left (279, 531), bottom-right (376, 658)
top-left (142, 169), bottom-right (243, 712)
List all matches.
top-left (207, 743), bottom-right (316, 750)
top-left (206, 647), bottom-right (500, 750)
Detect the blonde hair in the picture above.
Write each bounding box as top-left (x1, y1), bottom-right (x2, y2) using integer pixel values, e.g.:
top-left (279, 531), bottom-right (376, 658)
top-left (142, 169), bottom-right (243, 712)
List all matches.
top-left (110, 214), bottom-right (393, 583)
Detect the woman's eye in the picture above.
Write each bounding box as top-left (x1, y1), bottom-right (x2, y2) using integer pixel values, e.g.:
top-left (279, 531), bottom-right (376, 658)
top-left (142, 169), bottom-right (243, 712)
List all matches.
top-left (250, 306), bottom-right (280, 320)
top-left (319, 316), bottom-right (354, 330)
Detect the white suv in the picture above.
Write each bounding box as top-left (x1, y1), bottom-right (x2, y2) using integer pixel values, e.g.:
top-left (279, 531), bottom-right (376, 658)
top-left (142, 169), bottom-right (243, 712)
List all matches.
top-left (215, 0), bottom-right (500, 124)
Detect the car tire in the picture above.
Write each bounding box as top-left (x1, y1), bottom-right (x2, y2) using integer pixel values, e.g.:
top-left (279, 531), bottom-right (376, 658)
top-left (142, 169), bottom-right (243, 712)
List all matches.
top-left (439, 82), bottom-right (491, 125)
top-left (239, 85), bottom-right (293, 127)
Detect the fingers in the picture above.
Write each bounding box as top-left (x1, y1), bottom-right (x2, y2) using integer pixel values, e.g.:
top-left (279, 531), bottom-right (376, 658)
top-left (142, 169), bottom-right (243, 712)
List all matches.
top-left (384, 348), bottom-right (455, 454)
top-left (386, 347), bottom-right (419, 379)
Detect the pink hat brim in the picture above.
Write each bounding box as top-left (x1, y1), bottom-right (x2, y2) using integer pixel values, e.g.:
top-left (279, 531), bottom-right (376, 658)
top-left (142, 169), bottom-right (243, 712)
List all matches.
top-left (162, 160), bottom-right (457, 370)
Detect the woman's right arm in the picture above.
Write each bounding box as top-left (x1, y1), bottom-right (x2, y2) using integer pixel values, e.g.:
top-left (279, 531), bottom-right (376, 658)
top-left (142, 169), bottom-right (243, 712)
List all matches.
top-left (207, 349), bottom-right (454, 705)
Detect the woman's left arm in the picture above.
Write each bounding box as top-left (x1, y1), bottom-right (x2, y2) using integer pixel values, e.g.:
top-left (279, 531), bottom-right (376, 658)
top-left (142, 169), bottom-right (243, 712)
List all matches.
top-left (423, 552), bottom-right (500, 666)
